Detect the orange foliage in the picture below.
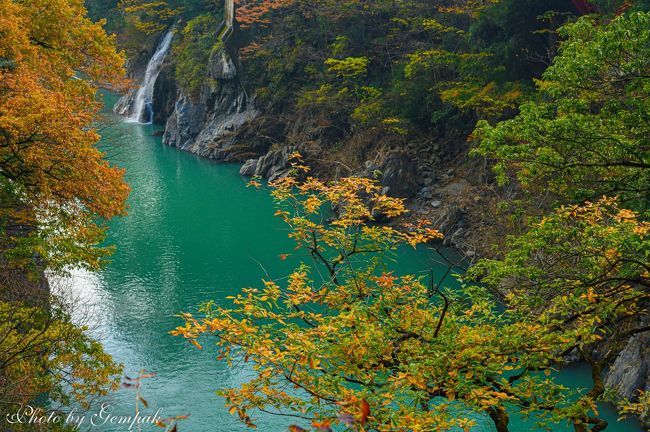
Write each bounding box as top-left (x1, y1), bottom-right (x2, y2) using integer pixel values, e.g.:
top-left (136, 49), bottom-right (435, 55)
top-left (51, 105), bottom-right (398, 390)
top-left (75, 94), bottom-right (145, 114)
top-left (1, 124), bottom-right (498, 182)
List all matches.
top-left (0, 0), bottom-right (129, 269)
top-left (235, 0), bottom-right (295, 28)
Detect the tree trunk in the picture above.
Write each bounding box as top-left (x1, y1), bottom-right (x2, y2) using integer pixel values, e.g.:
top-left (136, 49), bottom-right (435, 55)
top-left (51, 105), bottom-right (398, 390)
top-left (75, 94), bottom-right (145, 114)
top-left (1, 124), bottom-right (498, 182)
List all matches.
top-left (488, 405), bottom-right (510, 432)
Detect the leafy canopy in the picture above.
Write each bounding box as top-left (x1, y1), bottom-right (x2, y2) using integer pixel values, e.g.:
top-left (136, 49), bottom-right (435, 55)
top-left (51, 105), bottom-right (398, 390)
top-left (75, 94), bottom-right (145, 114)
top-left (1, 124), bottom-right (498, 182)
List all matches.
top-left (0, 299), bottom-right (122, 412)
top-left (474, 12), bottom-right (650, 208)
top-left (173, 157), bottom-right (622, 432)
top-left (0, 0), bottom-right (127, 420)
top-left (0, 0), bottom-right (129, 271)
top-left (470, 11), bottom-right (650, 426)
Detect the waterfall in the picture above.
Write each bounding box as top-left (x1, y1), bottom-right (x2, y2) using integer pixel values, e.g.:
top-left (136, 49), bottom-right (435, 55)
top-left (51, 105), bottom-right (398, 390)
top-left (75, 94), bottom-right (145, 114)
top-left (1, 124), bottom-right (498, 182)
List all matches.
top-left (126, 30), bottom-right (174, 124)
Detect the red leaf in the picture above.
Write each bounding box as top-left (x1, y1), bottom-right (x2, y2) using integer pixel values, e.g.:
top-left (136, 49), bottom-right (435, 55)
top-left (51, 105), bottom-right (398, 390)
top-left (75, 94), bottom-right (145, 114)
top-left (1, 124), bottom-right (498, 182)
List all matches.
top-left (311, 420), bottom-right (332, 432)
top-left (360, 399), bottom-right (370, 424)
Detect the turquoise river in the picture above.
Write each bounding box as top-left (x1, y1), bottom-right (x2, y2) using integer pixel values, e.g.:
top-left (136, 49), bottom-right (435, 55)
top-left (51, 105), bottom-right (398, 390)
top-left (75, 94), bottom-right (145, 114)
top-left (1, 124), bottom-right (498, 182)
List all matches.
top-left (62, 94), bottom-right (642, 432)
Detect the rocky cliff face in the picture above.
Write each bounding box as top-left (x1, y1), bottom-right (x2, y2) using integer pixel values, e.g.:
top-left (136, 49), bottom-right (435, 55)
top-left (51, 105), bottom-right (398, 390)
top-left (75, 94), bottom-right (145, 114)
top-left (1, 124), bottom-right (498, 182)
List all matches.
top-left (605, 315), bottom-right (650, 427)
top-left (152, 59), bottom-right (178, 124)
top-left (163, 49), bottom-right (260, 160)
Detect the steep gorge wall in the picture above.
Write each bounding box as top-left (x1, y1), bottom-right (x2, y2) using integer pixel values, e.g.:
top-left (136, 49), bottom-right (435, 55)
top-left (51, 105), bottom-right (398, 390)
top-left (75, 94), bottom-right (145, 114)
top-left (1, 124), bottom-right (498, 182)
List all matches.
top-left (117, 10), bottom-right (539, 256)
top-left (162, 48), bottom-right (261, 160)
top-left (159, 3), bottom-right (274, 166)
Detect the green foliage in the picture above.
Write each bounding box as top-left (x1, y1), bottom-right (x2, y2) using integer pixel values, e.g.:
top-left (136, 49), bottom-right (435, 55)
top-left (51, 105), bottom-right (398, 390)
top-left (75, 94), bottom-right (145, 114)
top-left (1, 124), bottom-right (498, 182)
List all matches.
top-left (325, 56), bottom-right (369, 80)
top-left (240, 1), bottom-right (526, 147)
top-left (469, 0), bottom-right (576, 81)
top-left (118, 0), bottom-right (218, 34)
top-left (0, 297), bottom-right (122, 414)
top-left (120, 0), bottom-right (180, 34)
top-left (85, 0), bottom-right (124, 33)
top-left (351, 86), bottom-right (384, 125)
top-left (469, 11), bottom-right (650, 426)
top-left (469, 197), bottom-right (650, 423)
top-left (174, 13), bottom-right (221, 98)
top-left (471, 197), bottom-right (649, 331)
top-left (474, 12), bottom-right (650, 208)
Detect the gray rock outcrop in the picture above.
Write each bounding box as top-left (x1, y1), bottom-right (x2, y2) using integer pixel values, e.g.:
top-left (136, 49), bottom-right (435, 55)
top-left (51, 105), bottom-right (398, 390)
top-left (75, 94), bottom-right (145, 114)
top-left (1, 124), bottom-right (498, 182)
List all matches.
top-left (363, 150), bottom-right (419, 198)
top-left (152, 59), bottom-right (178, 124)
top-left (605, 332), bottom-right (649, 399)
top-left (239, 158), bottom-right (259, 176)
top-left (605, 320), bottom-right (650, 427)
top-left (163, 91), bottom-right (206, 150)
top-left (163, 46), bottom-right (259, 160)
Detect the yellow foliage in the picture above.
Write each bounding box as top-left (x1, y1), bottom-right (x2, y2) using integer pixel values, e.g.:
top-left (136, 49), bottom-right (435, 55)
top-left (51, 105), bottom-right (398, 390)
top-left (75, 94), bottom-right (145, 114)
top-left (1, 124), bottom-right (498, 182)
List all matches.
top-left (0, 0), bottom-right (129, 270)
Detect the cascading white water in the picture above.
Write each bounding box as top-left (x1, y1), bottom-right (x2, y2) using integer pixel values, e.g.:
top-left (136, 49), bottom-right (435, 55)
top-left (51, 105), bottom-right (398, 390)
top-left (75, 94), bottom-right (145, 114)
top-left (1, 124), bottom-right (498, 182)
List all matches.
top-left (127, 30), bottom-right (174, 124)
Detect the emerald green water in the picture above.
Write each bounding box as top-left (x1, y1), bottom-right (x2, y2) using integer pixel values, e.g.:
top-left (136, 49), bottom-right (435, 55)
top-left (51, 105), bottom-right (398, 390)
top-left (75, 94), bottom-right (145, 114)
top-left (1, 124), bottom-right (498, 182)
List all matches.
top-left (66, 94), bottom-right (641, 431)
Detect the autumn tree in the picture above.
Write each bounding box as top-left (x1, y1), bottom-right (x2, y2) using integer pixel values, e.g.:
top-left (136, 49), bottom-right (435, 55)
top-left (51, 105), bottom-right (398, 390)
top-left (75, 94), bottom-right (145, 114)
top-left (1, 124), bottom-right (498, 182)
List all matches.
top-left (0, 0), bottom-right (128, 419)
top-left (235, 0), bottom-right (295, 28)
top-left (469, 198), bottom-right (650, 428)
top-left (0, 298), bottom-right (122, 417)
top-left (118, 0), bottom-right (221, 35)
top-left (173, 156), bottom-right (625, 432)
top-left (1, 0), bottom-right (129, 272)
top-left (119, 0), bottom-right (181, 34)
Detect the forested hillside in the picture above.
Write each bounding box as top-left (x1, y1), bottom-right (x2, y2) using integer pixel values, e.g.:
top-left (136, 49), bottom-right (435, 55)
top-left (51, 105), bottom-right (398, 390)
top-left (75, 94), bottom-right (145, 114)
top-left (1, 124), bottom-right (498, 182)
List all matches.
top-left (89, 0), bottom-right (649, 251)
top-left (0, 0), bottom-right (647, 430)
top-left (82, 0), bottom-right (650, 430)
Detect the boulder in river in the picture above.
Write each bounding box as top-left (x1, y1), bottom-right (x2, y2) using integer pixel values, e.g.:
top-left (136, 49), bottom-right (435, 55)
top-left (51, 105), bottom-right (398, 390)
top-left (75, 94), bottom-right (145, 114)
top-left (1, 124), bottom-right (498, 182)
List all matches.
top-left (254, 146), bottom-right (295, 181)
top-left (240, 158), bottom-right (258, 176)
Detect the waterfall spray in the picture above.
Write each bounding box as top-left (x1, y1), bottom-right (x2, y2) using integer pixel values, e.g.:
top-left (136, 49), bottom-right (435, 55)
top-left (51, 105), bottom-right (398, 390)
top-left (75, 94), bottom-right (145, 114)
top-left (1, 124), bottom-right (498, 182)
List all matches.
top-left (127, 30), bottom-right (174, 124)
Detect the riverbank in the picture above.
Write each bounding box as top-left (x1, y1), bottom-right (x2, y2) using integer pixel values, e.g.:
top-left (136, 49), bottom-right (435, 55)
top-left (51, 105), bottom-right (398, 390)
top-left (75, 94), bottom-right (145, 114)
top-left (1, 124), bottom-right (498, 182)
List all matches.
top-left (115, 30), bottom-right (495, 261)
